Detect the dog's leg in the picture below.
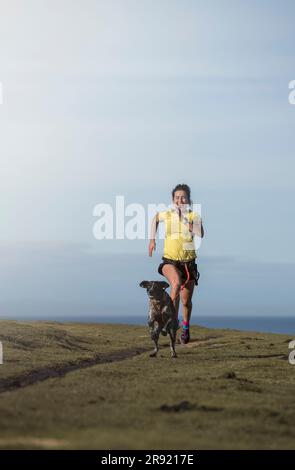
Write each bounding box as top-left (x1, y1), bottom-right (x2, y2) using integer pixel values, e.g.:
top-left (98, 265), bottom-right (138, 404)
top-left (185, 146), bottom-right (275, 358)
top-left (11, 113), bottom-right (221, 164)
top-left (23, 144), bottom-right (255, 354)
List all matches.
top-left (161, 318), bottom-right (172, 336)
top-left (150, 327), bottom-right (160, 357)
top-left (150, 341), bottom-right (159, 357)
top-left (169, 329), bottom-right (177, 358)
top-left (160, 303), bottom-right (173, 336)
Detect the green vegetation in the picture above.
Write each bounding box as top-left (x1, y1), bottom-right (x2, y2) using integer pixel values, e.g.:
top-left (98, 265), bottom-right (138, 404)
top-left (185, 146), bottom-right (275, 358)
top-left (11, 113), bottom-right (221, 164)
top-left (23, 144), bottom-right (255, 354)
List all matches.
top-left (0, 320), bottom-right (294, 449)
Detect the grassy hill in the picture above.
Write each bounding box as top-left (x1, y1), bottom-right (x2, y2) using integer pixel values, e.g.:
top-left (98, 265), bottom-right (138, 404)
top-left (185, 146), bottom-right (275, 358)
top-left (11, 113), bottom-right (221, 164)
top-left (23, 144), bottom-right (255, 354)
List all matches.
top-left (0, 320), bottom-right (294, 450)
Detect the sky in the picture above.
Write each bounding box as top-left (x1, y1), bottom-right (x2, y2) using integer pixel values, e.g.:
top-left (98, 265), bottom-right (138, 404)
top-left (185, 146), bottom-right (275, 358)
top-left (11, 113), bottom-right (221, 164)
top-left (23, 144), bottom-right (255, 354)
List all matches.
top-left (0, 1), bottom-right (294, 319)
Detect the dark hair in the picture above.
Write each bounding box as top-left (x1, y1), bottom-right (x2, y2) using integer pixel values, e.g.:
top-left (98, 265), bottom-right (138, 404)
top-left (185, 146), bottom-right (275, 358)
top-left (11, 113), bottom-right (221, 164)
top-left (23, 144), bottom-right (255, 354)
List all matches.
top-left (171, 184), bottom-right (192, 205)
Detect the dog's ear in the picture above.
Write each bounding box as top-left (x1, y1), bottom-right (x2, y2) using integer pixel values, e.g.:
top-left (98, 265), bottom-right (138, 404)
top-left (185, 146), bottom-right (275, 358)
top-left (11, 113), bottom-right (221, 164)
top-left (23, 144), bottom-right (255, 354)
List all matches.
top-left (139, 281), bottom-right (149, 288)
top-left (159, 281), bottom-right (170, 290)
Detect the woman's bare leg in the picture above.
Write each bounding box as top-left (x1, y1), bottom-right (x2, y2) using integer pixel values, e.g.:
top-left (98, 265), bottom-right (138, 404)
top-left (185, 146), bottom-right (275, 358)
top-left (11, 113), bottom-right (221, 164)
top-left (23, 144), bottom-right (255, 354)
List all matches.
top-left (162, 264), bottom-right (182, 317)
top-left (180, 280), bottom-right (195, 323)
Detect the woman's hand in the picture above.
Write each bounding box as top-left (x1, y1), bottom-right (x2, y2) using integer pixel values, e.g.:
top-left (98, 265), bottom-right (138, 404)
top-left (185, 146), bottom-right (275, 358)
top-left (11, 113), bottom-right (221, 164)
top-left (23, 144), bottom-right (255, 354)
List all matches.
top-left (149, 239), bottom-right (156, 257)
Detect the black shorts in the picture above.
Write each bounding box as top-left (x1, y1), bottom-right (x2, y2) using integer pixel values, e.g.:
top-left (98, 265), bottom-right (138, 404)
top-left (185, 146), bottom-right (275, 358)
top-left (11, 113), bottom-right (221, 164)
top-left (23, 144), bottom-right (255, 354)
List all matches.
top-left (158, 257), bottom-right (200, 286)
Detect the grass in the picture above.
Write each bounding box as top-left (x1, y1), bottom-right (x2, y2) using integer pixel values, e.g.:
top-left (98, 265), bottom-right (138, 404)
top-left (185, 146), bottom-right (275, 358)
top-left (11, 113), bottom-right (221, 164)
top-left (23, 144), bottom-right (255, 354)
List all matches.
top-left (0, 320), bottom-right (295, 450)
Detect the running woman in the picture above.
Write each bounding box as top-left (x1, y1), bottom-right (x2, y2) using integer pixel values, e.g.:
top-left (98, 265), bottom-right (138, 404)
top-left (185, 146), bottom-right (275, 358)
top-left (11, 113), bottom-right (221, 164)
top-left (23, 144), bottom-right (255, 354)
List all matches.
top-left (149, 184), bottom-right (204, 344)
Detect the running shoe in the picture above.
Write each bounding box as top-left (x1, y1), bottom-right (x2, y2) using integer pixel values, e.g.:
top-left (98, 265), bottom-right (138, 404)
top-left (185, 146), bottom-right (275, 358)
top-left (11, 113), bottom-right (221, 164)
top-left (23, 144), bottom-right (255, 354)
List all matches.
top-left (180, 328), bottom-right (190, 345)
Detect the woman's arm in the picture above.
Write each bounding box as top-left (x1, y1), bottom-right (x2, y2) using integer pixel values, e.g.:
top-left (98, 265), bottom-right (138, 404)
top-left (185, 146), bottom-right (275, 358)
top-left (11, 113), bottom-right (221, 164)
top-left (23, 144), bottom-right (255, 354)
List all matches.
top-left (184, 215), bottom-right (204, 238)
top-left (149, 213), bottom-right (159, 256)
top-left (194, 219), bottom-right (204, 238)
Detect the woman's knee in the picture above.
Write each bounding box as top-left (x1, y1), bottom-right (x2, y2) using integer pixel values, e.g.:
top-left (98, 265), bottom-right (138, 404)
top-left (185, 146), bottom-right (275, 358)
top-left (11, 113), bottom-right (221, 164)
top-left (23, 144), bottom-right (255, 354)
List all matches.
top-left (170, 278), bottom-right (181, 291)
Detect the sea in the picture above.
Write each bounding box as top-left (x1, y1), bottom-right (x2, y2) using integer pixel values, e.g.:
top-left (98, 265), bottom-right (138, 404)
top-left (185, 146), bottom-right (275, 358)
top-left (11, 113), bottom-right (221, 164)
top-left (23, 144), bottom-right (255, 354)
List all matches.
top-left (0, 247), bottom-right (294, 336)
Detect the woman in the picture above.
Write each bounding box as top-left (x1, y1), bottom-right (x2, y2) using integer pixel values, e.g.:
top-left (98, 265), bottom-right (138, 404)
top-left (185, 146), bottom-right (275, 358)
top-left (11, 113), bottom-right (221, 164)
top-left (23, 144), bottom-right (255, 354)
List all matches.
top-left (149, 184), bottom-right (204, 344)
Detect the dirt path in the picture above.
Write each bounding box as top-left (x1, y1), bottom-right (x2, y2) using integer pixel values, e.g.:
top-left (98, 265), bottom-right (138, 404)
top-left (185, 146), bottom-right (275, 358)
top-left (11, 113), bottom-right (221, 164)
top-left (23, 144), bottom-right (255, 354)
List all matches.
top-left (0, 347), bottom-right (150, 394)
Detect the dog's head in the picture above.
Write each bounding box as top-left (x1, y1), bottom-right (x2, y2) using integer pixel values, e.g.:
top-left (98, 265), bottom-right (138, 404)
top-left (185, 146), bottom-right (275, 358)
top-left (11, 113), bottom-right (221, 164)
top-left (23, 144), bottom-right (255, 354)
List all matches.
top-left (139, 280), bottom-right (170, 300)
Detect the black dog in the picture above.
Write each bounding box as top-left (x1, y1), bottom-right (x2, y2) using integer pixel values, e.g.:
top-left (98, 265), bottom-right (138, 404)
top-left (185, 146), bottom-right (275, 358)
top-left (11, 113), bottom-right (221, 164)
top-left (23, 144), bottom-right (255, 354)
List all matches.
top-left (140, 281), bottom-right (178, 358)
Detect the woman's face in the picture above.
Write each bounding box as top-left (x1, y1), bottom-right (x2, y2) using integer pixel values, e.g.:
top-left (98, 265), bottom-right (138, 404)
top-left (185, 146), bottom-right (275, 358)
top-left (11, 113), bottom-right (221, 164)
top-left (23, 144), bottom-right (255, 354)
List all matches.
top-left (173, 190), bottom-right (189, 207)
